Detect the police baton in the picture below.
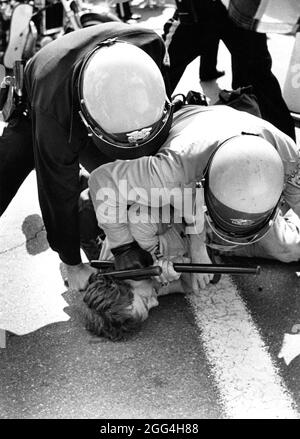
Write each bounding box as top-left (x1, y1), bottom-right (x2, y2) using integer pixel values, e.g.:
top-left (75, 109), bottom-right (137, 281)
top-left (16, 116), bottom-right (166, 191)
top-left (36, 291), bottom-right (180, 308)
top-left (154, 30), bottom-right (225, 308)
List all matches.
top-left (90, 260), bottom-right (260, 280)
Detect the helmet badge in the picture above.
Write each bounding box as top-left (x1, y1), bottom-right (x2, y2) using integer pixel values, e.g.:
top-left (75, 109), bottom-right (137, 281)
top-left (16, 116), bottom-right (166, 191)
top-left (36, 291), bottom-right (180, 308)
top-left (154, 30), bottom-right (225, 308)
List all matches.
top-left (126, 127), bottom-right (152, 145)
top-left (231, 218), bottom-right (255, 226)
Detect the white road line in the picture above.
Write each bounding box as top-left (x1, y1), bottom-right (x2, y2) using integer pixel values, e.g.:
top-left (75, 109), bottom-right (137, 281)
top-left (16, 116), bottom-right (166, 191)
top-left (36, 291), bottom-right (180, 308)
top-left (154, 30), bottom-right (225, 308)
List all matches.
top-left (187, 275), bottom-right (298, 419)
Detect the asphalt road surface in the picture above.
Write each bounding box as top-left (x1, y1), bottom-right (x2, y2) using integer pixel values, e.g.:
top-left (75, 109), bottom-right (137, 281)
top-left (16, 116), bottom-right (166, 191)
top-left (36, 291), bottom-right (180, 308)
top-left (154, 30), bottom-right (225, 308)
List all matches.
top-left (1, 0), bottom-right (300, 420)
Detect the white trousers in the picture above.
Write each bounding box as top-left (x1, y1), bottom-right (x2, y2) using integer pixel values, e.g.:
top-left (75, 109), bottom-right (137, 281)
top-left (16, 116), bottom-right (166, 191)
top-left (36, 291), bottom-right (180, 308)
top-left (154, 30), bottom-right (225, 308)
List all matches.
top-left (225, 209), bottom-right (300, 262)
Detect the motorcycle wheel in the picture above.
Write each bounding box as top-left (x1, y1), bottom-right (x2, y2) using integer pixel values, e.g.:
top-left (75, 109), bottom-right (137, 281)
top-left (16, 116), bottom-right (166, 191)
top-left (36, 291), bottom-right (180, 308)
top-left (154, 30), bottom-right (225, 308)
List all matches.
top-left (22, 21), bottom-right (38, 61)
top-left (3, 4), bottom-right (37, 69)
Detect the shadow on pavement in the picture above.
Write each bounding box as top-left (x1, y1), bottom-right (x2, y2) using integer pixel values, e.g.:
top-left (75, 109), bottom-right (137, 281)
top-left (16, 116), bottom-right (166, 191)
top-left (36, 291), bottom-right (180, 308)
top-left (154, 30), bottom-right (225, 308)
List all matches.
top-left (21, 214), bottom-right (49, 255)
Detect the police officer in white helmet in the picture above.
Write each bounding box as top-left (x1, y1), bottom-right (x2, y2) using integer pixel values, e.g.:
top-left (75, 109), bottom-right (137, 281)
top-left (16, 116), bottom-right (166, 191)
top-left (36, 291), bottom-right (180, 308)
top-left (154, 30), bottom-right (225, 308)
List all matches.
top-left (0, 22), bottom-right (172, 292)
top-left (89, 104), bottom-right (300, 291)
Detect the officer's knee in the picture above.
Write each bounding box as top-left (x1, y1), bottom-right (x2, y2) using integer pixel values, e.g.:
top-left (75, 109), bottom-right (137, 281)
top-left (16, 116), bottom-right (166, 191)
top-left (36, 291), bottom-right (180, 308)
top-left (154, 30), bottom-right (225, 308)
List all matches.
top-left (275, 249), bottom-right (300, 263)
top-left (266, 238), bottom-right (300, 262)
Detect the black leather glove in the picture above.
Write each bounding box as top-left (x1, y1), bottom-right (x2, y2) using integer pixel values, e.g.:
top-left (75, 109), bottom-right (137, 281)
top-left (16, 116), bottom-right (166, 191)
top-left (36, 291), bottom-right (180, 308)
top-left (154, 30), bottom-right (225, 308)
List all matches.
top-left (111, 241), bottom-right (153, 271)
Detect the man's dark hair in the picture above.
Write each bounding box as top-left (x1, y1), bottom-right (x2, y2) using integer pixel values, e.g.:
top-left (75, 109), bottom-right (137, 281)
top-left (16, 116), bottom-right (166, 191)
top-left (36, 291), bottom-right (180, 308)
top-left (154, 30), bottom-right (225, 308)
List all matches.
top-left (83, 273), bottom-right (143, 341)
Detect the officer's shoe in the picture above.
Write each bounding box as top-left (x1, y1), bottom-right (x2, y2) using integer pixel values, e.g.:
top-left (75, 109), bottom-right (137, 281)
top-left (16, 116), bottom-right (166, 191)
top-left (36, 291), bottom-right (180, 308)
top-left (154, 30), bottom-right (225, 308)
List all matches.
top-left (125, 13), bottom-right (142, 23)
top-left (200, 69), bottom-right (225, 82)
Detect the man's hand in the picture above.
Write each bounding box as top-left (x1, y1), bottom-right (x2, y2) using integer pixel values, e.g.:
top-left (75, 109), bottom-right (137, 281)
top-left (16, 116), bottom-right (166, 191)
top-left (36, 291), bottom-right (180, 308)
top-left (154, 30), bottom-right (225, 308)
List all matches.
top-left (111, 241), bottom-right (153, 271)
top-left (154, 256), bottom-right (190, 284)
top-left (154, 258), bottom-right (180, 284)
top-left (65, 263), bottom-right (98, 292)
top-left (189, 233), bottom-right (213, 292)
top-left (191, 249), bottom-right (213, 291)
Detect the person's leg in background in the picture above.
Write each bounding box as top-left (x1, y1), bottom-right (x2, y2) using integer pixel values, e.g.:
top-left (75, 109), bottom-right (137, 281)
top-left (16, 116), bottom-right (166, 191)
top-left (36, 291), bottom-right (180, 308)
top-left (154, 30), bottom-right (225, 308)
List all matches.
top-left (199, 37), bottom-right (225, 82)
top-left (162, 14), bottom-right (205, 93)
top-left (115, 1), bottom-right (141, 22)
top-left (216, 1), bottom-right (296, 140)
top-left (116, 1), bottom-right (130, 21)
top-left (0, 112), bottom-right (34, 216)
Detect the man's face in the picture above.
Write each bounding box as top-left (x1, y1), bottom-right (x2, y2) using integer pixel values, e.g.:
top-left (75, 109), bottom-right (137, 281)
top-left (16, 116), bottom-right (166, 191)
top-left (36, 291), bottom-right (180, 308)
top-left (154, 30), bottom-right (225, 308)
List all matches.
top-left (126, 279), bottom-right (159, 321)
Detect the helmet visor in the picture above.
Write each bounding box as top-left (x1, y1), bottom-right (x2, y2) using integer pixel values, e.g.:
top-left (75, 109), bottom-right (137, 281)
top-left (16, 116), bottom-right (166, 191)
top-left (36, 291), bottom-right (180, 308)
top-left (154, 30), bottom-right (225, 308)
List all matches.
top-left (204, 187), bottom-right (282, 246)
top-left (79, 100), bottom-right (173, 159)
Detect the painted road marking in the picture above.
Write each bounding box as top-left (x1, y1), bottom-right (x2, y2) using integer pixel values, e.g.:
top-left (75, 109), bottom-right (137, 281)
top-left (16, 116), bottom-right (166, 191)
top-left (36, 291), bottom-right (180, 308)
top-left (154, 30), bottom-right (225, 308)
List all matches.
top-left (187, 275), bottom-right (298, 419)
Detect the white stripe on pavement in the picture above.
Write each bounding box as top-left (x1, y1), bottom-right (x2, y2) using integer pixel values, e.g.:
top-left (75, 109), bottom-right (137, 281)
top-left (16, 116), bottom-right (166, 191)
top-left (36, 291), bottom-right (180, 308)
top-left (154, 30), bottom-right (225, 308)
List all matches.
top-left (187, 275), bottom-right (298, 419)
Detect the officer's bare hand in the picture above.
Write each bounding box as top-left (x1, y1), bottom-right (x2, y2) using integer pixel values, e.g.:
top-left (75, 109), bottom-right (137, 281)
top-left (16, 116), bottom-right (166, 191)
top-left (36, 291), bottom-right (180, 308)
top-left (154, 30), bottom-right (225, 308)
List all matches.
top-left (190, 246), bottom-right (213, 292)
top-left (154, 256), bottom-right (191, 284)
top-left (65, 263), bottom-right (98, 292)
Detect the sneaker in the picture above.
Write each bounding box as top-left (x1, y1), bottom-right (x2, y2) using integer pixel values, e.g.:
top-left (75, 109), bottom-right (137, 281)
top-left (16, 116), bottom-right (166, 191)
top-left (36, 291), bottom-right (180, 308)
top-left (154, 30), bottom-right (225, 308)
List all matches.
top-left (200, 69), bottom-right (225, 82)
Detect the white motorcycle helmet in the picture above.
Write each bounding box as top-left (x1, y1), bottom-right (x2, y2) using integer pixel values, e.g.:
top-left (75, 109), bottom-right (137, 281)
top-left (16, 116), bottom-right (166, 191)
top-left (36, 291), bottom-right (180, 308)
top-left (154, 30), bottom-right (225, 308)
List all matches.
top-left (204, 134), bottom-right (284, 245)
top-left (78, 38), bottom-right (173, 159)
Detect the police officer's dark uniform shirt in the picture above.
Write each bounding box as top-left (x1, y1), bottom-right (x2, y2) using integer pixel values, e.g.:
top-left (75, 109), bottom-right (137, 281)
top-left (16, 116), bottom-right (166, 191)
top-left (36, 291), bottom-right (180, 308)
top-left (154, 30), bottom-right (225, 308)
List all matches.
top-left (24, 22), bottom-right (166, 265)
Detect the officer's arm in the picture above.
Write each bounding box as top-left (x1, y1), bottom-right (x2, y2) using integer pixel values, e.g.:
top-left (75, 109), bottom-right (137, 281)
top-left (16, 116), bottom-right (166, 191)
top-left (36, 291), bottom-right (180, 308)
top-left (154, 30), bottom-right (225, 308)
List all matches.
top-left (33, 110), bottom-right (83, 266)
top-left (186, 216), bottom-right (214, 291)
top-left (89, 150), bottom-right (187, 249)
top-left (33, 110), bottom-right (98, 290)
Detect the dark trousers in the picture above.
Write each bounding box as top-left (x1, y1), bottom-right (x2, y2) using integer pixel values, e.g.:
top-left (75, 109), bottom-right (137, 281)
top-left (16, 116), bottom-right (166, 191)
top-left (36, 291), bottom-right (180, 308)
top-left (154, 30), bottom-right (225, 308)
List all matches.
top-left (0, 15), bottom-right (8, 52)
top-left (115, 2), bottom-right (132, 21)
top-left (0, 113), bottom-right (34, 216)
top-left (199, 37), bottom-right (220, 80)
top-left (162, 1), bottom-right (296, 141)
